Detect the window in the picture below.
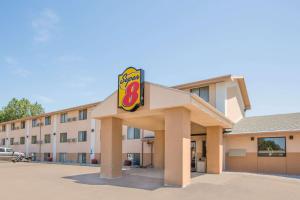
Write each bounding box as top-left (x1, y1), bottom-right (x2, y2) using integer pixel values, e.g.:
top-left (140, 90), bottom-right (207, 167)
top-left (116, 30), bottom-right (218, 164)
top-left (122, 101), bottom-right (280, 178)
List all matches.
top-left (31, 136), bottom-right (37, 144)
top-left (31, 153), bottom-right (37, 161)
top-left (44, 134), bottom-right (51, 144)
top-left (127, 153), bottom-right (140, 166)
top-left (0, 148), bottom-right (4, 152)
top-left (44, 153), bottom-right (51, 161)
top-left (45, 116), bottom-right (51, 126)
top-left (79, 109), bottom-right (87, 120)
top-left (10, 138), bottom-right (14, 145)
top-left (1, 125), bottom-right (6, 132)
top-left (32, 119), bottom-right (38, 127)
top-left (60, 113), bottom-right (68, 123)
top-left (59, 153), bottom-right (67, 162)
top-left (78, 153), bottom-right (87, 164)
top-left (127, 127), bottom-right (141, 140)
top-left (258, 137), bottom-right (286, 157)
top-left (21, 121), bottom-right (25, 129)
top-left (78, 131), bottom-right (87, 142)
top-left (20, 137), bottom-right (25, 145)
top-left (1, 138), bottom-right (5, 146)
top-left (60, 133), bottom-right (67, 143)
top-left (11, 123), bottom-right (15, 130)
top-left (191, 86), bottom-right (209, 102)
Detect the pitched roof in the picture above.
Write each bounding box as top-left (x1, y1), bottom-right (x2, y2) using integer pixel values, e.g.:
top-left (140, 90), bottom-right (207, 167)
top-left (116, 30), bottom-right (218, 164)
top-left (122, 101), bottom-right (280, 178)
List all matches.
top-left (172, 75), bottom-right (251, 110)
top-left (228, 113), bottom-right (300, 135)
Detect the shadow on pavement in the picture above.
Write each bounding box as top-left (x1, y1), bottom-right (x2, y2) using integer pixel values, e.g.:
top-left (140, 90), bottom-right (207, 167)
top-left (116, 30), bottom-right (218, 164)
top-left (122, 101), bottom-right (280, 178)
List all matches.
top-left (63, 172), bottom-right (164, 191)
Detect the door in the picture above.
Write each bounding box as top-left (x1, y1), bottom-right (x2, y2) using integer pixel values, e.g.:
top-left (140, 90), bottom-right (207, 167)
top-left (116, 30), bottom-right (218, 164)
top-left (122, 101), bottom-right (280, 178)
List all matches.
top-left (191, 141), bottom-right (197, 172)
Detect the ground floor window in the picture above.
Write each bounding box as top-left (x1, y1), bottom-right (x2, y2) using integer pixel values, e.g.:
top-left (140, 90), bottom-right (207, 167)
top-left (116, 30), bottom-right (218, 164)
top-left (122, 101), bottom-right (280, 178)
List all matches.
top-left (2, 138), bottom-right (6, 145)
top-left (31, 153), bottom-right (37, 161)
top-left (127, 153), bottom-right (140, 166)
top-left (258, 137), bottom-right (286, 157)
top-left (78, 153), bottom-right (87, 164)
top-left (59, 153), bottom-right (67, 162)
top-left (44, 153), bottom-right (51, 161)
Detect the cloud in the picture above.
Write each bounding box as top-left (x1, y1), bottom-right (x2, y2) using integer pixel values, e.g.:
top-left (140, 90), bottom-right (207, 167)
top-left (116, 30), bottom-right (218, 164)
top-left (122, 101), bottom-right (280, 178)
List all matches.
top-left (34, 95), bottom-right (55, 104)
top-left (4, 56), bottom-right (31, 78)
top-left (32, 8), bottom-right (60, 42)
top-left (4, 57), bottom-right (18, 65)
top-left (13, 67), bottom-right (31, 78)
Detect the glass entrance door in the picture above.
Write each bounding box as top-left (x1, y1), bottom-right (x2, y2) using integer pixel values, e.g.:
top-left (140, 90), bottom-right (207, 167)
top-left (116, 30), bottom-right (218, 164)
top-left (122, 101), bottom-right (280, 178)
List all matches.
top-left (191, 141), bottom-right (197, 172)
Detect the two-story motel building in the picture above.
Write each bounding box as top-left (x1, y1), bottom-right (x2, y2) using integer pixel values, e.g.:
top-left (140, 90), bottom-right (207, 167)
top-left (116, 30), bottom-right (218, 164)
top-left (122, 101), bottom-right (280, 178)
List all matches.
top-left (1, 74), bottom-right (300, 187)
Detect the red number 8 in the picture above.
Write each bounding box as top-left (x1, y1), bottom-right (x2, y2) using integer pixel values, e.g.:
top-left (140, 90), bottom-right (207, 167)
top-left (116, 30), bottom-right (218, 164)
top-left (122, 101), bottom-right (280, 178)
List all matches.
top-left (122, 81), bottom-right (139, 107)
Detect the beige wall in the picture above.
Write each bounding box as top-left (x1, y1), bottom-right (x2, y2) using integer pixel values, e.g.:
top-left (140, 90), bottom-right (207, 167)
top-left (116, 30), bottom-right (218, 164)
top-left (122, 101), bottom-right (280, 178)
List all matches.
top-left (226, 84), bottom-right (245, 123)
top-left (225, 132), bottom-right (300, 175)
top-left (0, 106), bottom-right (155, 164)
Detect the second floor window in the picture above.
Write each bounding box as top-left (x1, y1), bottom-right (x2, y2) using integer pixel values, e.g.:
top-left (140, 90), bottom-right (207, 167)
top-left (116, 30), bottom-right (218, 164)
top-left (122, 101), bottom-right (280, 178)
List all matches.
top-left (32, 119), bottom-right (38, 127)
top-left (78, 131), bottom-right (87, 142)
top-left (191, 86), bottom-right (209, 102)
top-left (21, 121), bottom-right (25, 129)
top-left (10, 138), bottom-right (14, 145)
top-left (11, 123), bottom-right (15, 130)
top-left (31, 136), bottom-right (37, 144)
top-left (127, 127), bottom-right (141, 140)
top-left (44, 134), bottom-right (51, 144)
top-left (45, 116), bottom-right (51, 126)
top-left (20, 137), bottom-right (25, 145)
top-left (1, 125), bottom-right (6, 132)
top-left (79, 109), bottom-right (87, 120)
top-left (60, 113), bottom-right (68, 123)
top-left (1, 138), bottom-right (5, 145)
top-left (60, 132), bottom-right (67, 143)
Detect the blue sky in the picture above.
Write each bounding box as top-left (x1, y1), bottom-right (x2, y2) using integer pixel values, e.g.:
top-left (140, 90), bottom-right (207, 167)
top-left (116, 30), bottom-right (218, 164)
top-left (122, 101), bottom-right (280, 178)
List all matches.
top-left (0, 0), bottom-right (299, 117)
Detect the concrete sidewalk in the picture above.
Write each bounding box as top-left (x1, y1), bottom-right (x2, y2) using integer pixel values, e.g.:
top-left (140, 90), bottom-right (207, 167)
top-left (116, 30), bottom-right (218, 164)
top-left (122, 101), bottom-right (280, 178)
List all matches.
top-left (1, 162), bottom-right (300, 200)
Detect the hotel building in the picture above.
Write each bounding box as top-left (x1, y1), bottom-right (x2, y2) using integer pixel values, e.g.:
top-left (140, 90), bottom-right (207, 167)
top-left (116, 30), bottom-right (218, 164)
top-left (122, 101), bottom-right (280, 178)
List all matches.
top-left (1, 74), bottom-right (299, 187)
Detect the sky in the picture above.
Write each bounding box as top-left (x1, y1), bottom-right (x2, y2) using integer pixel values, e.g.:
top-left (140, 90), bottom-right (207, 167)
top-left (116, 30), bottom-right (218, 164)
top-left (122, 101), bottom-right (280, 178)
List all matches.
top-left (0, 0), bottom-right (299, 117)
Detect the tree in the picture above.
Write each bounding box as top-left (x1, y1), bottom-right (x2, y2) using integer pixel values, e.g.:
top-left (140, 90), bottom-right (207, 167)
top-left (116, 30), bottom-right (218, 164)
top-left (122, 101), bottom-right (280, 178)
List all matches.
top-left (0, 98), bottom-right (44, 123)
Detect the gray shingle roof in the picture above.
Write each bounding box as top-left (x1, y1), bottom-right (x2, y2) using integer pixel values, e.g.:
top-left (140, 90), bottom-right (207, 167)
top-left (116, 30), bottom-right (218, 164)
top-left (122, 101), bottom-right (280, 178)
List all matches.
top-left (229, 113), bottom-right (300, 135)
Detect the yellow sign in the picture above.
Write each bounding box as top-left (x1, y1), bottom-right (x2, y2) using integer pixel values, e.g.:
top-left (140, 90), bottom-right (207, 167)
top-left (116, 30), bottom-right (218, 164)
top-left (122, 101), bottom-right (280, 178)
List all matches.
top-left (118, 67), bottom-right (144, 112)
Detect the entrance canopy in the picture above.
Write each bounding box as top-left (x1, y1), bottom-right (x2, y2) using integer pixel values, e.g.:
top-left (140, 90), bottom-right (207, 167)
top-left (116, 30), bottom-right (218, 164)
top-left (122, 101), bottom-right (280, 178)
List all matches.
top-left (91, 82), bottom-right (233, 187)
top-left (91, 82), bottom-right (233, 131)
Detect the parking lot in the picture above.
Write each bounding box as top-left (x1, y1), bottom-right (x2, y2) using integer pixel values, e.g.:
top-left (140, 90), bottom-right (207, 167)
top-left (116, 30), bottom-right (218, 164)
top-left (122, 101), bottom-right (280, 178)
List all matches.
top-left (1, 162), bottom-right (300, 200)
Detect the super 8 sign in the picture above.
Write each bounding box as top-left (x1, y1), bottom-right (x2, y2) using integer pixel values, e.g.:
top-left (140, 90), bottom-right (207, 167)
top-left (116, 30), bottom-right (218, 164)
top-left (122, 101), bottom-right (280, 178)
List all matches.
top-left (118, 67), bottom-right (144, 112)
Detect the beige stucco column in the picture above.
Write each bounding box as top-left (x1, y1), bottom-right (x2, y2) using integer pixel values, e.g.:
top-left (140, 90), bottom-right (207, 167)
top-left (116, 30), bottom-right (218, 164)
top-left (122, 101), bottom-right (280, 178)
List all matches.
top-left (206, 126), bottom-right (223, 174)
top-left (100, 117), bottom-right (123, 178)
top-left (154, 130), bottom-right (165, 169)
top-left (164, 108), bottom-right (191, 187)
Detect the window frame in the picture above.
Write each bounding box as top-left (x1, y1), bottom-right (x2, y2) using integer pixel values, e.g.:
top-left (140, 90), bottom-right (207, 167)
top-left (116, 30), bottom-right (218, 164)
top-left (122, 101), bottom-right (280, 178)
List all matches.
top-left (31, 136), bottom-right (37, 144)
top-left (127, 127), bottom-right (141, 140)
top-left (11, 123), bottom-right (15, 131)
top-left (45, 116), bottom-right (51, 126)
top-left (21, 121), bottom-right (26, 129)
top-left (257, 137), bottom-right (286, 157)
top-left (78, 131), bottom-right (87, 142)
top-left (1, 125), bottom-right (6, 132)
top-left (32, 119), bottom-right (38, 127)
top-left (10, 138), bottom-right (14, 145)
top-left (60, 113), bottom-right (68, 123)
top-left (44, 134), bottom-right (51, 144)
top-left (20, 137), bottom-right (25, 145)
top-left (78, 109), bottom-right (87, 120)
top-left (60, 132), bottom-right (68, 143)
top-left (190, 86), bottom-right (210, 103)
